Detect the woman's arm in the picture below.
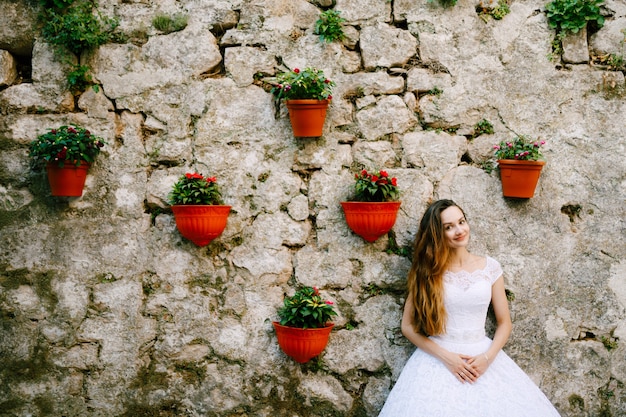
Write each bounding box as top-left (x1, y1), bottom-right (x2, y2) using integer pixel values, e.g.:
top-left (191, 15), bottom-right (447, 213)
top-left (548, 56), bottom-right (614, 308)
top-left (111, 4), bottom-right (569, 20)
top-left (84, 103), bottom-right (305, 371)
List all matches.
top-left (487, 275), bottom-right (512, 355)
top-left (468, 275), bottom-right (512, 375)
top-left (401, 298), bottom-right (479, 383)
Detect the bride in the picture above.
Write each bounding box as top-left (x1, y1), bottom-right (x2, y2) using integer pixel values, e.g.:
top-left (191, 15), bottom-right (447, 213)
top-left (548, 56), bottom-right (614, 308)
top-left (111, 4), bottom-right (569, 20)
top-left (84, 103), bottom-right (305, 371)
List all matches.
top-left (378, 199), bottom-right (561, 417)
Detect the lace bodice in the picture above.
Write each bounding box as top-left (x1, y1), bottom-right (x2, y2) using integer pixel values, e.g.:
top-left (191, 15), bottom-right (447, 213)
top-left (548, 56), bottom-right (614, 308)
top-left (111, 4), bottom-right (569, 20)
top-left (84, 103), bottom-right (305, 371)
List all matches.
top-left (437, 256), bottom-right (503, 344)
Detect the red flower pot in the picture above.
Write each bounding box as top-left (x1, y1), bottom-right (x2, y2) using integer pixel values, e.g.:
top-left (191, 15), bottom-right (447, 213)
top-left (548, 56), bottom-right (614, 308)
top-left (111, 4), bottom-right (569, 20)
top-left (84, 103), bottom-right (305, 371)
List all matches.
top-left (285, 99), bottom-right (329, 137)
top-left (497, 159), bottom-right (546, 198)
top-left (45, 161), bottom-right (90, 197)
top-left (273, 322), bottom-right (334, 363)
top-left (171, 205), bottom-right (231, 246)
top-left (340, 201), bottom-right (401, 242)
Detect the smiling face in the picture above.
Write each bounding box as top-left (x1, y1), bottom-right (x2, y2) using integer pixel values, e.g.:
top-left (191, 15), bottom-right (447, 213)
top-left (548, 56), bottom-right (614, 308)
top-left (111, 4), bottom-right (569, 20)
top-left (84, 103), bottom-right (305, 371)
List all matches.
top-left (440, 205), bottom-right (470, 249)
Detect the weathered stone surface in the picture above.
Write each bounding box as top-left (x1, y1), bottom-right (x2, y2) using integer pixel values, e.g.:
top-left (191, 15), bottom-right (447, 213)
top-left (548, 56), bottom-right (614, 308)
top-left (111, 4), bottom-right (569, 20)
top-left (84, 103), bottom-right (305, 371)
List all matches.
top-left (1, 0), bottom-right (625, 416)
top-left (356, 95), bottom-right (418, 140)
top-left (0, 50), bottom-right (17, 87)
top-left (589, 17), bottom-right (626, 55)
top-left (402, 131), bottom-right (467, 181)
top-left (0, 0), bottom-right (37, 56)
top-left (562, 26), bottom-right (590, 64)
top-left (360, 23), bottom-right (418, 70)
top-left (224, 46), bottom-right (276, 87)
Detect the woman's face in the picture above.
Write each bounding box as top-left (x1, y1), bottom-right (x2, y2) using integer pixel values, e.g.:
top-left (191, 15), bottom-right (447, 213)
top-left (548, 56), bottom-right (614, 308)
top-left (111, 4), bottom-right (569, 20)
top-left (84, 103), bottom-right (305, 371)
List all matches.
top-left (440, 206), bottom-right (470, 249)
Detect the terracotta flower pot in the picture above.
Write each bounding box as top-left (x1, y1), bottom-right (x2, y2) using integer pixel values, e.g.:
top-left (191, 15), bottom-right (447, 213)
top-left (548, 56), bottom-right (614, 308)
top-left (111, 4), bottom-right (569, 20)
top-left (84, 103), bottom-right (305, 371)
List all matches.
top-left (273, 321), bottom-right (334, 363)
top-left (340, 201), bottom-right (401, 242)
top-left (497, 159), bottom-right (546, 198)
top-left (285, 99), bottom-right (329, 137)
top-left (45, 161), bottom-right (90, 197)
top-left (171, 205), bottom-right (231, 246)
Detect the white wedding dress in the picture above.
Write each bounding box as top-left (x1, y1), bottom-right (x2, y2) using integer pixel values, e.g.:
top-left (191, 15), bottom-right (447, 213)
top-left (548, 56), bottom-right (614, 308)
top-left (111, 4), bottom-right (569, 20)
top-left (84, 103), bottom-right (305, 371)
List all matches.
top-left (378, 257), bottom-right (561, 417)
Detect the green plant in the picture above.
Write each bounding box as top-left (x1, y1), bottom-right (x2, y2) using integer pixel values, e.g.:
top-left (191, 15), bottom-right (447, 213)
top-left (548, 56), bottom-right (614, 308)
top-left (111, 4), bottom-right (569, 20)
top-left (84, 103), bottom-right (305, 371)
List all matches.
top-left (493, 135), bottom-right (546, 161)
top-left (168, 173), bottom-right (224, 206)
top-left (545, 0), bottom-right (605, 34)
top-left (426, 86), bottom-right (443, 96)
top-left (152, 13), bottom-right (188, 34)
top-left (600, 335), bottom-right (618, 351)
top-left (474, 119), bottom-right (494, 136)
top-left (428, 0), bottom-right (458, 7)
top-left (66, 63), bottom-right (96, 93)
top-left (29, 125), bottom-right (106, 168)
top-left (270, 67), bottom-right (335, 101)
top-left (314, 10), bottom-right (346, 43)
top-left (477, 0), bottom-right (511, 21)
top-left (277, 286), bottom-right (338, 329)
top-left (41, 1), bottom-right (119, 56)
top-left (352, 169), bottom-right (400, 202)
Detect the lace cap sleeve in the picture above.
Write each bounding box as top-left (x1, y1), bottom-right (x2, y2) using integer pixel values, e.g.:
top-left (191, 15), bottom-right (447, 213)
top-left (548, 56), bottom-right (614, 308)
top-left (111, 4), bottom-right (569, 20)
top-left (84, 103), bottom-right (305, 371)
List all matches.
top-left (486, 256), bottom-right (503, 285)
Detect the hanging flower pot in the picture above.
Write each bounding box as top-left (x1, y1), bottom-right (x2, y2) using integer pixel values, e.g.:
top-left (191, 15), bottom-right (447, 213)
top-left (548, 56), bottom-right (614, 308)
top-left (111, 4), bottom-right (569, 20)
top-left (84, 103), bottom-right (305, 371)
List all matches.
top-left (269, 67), bottom-right (335, 138)
top-left (497, 160), bottom-right (545, 198)
top-left (285, 99), bottom-right (329, 137)
top-left (29, 125), bottom-right (106, 197)
top-left (273, 322), bottom-right (334, 363)
top-left (169, 172), bottom-right (230, 246)
top-left (45, 161), bottom-right (90, 197)
top-left (171, 205), bottom-right (231, 246)
top-left (341, 201), bottom-right (402, 242)
top-left (493, 135), bottom-right (546, 199)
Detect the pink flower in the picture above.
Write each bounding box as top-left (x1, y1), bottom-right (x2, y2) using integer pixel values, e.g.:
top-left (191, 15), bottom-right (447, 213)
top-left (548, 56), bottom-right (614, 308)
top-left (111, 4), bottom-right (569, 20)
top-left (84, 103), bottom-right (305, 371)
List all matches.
top-left (493, 145), bottom-right (500, 150)
top-left (325, 300), bottom-right (334, 305)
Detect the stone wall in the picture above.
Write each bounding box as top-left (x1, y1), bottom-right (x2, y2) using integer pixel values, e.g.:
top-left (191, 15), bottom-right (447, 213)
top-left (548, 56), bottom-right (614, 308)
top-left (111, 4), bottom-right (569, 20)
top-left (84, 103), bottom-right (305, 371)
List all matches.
top-left (1, 0), bottom-right (625, 416)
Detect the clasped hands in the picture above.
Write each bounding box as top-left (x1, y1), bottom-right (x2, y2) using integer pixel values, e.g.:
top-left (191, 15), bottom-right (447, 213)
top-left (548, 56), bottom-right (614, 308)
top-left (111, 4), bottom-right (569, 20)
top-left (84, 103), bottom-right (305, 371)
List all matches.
top-left (444, 351), bottom-right (490, 384)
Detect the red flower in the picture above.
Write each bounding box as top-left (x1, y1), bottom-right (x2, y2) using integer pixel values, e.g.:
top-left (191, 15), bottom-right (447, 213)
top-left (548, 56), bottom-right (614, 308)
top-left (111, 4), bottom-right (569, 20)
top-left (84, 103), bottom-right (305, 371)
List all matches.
top-left (293, 68), bottom-right (300, 73)
top-left (206, 176), bottom-right (217, 183)
top-left (313, 287), bottom-right (320, 295)
top-left (379, 170), bottom-right (388, 178)
top-left (391, 177), bottom-right (398, 186)
top-left (371, 175), bottom-right (379, 182)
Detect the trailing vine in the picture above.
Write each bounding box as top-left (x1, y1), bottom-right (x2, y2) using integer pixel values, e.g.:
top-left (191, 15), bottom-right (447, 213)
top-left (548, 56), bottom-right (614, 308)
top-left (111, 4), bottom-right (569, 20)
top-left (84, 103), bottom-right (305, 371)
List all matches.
top-left (35, 0), bottom-right (118, 94)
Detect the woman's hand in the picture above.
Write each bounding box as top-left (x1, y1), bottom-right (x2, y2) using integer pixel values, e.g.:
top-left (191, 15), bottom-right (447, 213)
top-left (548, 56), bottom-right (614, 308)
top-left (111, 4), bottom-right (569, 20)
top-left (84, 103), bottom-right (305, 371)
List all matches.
top-left (442, 351), bottom-right (479, 383)
top-left (467, 353), bottom-right (491, 377)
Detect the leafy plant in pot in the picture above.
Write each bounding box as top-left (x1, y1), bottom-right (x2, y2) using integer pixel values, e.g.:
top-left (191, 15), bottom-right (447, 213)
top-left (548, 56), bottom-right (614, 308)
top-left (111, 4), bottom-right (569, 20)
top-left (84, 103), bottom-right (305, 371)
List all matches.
top-left (168, 172), bottom-right (231, 246)
top-left (28, 125), bottom-right (106, 196)
top-left (273, 286), bottom-right (338, 363)
top-left (493, 135), bottom-right (546, 198)
top-left (341, 169), bottom-right (402, 242)
top-left (271, 67), bottom-right (335, 137)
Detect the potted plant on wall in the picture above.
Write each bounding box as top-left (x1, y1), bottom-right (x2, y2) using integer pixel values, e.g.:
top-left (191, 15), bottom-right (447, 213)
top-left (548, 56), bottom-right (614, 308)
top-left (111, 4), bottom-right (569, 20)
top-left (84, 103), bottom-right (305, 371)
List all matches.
top-left (28, 125), bottom-right (106, 197)
top-left (169, 172), bottom-right (231, 246)
top-left (341, 169), bottom-right (401, 242)
top-left (273, 286), bottom-right (338, 363)
top-left (493, 135), bottom-right (546, 198)
top-left (271, 67), bottom-right (335, 137)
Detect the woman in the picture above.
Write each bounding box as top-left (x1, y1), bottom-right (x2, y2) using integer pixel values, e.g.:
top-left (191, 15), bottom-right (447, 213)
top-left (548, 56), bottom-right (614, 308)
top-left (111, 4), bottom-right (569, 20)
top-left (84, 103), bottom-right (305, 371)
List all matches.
top-left (378, 199), bottom-right (560, 416)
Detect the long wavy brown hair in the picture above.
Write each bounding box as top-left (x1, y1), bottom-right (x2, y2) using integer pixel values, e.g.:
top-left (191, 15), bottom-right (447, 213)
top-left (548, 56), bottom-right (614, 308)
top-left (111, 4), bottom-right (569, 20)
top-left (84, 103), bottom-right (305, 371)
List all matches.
top-left (407, 199), bottom-right (464, 336)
